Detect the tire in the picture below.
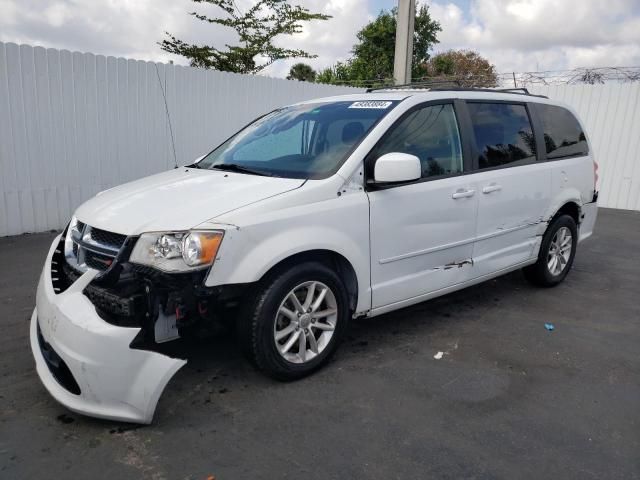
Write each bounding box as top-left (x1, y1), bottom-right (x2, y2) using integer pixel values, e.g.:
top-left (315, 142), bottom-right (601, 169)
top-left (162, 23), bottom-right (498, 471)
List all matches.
top-left (523, 214), bottom-right (578, 287)
top-left (237, 261), bottom-right (350, 381)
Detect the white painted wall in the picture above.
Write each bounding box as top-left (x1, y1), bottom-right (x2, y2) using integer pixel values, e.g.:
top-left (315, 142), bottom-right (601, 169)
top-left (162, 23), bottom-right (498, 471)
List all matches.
top-left (529, 84), bottom-right (640, 212)
top-left (0, 42), bottom-right (360, 236)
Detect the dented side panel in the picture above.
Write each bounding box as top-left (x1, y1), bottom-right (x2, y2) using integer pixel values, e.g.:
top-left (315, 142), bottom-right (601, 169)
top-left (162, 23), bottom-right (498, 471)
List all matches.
top-left (471, 162), bottom-right (553, 278)
top-left (547, 155), bottom-right (594, 216)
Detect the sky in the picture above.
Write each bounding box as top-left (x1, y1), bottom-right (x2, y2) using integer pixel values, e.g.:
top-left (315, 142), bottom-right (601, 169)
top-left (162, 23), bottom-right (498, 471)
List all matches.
top-left (1, 0), bottom-right (639, 78)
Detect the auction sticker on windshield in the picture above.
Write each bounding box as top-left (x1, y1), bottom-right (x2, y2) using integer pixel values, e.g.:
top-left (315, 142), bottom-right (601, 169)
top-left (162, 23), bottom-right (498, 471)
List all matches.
top-left (349, 101), bottom-right (393, 109)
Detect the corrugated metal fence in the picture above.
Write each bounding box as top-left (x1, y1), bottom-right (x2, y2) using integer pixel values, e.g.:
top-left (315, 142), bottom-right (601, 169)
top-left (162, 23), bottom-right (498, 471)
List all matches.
top-left (1, 42), bottom-right (639, 236)
top-left (530, 84), bottom-right (640, 212)
top-left (0, 42), bottom-right (358, 236)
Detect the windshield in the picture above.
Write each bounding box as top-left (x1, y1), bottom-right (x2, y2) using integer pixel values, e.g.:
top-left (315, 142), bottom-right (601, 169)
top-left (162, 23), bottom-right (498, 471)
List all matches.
top-left (197, 100), bottom-right (399, 179)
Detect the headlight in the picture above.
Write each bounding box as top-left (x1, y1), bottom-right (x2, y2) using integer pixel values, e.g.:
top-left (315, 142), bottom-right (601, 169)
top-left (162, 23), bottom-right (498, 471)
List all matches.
top-left (129, 230), bottom-right (224, 273)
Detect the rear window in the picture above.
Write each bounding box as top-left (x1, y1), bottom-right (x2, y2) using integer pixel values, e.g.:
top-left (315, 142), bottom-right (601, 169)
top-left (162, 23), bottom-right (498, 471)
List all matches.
top-left (467, 102), bottom-right (536, 169)
top-left (536, 104), bottom-right (589, 159)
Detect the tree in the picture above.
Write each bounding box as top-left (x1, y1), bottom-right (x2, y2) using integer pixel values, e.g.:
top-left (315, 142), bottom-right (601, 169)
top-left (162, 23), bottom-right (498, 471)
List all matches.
top-left (317, 4), bottom-right (441, 86)
top-left (316, 62), bottom-right (352, 85)
top-left (421, 50), bottom-right (498, 87)
top-left (160, 0), bottom-right (330, 74)
top-left (287, 63), bottom-right (317, 82)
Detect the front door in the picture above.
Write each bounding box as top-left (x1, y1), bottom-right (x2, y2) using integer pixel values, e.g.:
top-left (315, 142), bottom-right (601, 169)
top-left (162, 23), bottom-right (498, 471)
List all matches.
top-left (367, 102), bottom-right (478, 310)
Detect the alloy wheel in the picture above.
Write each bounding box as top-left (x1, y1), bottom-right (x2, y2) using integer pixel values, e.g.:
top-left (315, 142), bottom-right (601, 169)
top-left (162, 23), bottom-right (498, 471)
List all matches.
top-left (273, 281), bottom-right (338, 364)
top-left (547, 226), bottom-right (573, 276)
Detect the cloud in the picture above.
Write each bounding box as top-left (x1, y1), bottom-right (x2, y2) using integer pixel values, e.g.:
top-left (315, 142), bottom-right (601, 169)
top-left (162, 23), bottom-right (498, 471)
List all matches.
top-left (0, 0), bottom-right (182, 61)
top-left (0, 0), bottom-right (639, 77)
top-left (429, 0), bottom-right (640, 72)
top-left (0, 0), bottom-right (254, 63)
top-left (0, 0), bottom-right (369, 78)
top-left (264, 0), bottom-right (372, 78)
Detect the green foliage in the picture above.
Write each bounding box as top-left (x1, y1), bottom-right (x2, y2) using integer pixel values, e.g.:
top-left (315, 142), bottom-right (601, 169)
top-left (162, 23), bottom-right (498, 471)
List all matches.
top-left (287, 63), bottom-right (317, 82)
top-left (421, 50), bottom-right (498, 87)
top-left (317, 4), bottom-right (441, 86)
top-left (316, 62), bottom-right (353, 85)
top-left (347, 9), bottom-right (398, 83)
top-left (160, 0), bottom-right (330, 74)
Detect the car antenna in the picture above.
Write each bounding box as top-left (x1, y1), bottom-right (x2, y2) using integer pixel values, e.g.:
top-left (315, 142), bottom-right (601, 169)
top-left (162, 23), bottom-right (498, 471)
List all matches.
top-left (154, 62), bottom-right (178, 169)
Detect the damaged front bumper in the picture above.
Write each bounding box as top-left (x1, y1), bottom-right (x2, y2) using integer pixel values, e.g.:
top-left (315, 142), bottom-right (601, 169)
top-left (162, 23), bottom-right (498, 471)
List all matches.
top-left (30, 235), bottom-right (186, 424)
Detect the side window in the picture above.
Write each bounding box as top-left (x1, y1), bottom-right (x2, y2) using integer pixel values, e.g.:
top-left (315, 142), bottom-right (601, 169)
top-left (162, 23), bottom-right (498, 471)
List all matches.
top-left (468, 103), bottom-right (536, 169)
top-left (373, 103), bottom-right (463, 179)
top-left (536, 104), bottom-right (588, 159)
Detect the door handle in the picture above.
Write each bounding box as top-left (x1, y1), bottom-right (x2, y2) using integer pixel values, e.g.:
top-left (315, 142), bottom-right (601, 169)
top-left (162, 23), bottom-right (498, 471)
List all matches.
top-left (482, 184), bottom-right (502, 194)
top-left (452, 188), bottom-right (475, 199)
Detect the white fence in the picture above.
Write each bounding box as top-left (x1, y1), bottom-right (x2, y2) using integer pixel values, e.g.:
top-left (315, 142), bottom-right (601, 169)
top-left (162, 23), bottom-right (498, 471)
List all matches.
top-left (0, 42), bottom-right (358, 236)
top-left (530, 84), bottom-right (640, 212)
top-left (1, 43), bottom-right (639, 236)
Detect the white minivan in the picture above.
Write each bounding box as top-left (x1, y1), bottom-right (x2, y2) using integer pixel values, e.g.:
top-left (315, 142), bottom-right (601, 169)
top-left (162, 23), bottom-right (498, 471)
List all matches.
top-left (31, 88), bottom-right (598, 423)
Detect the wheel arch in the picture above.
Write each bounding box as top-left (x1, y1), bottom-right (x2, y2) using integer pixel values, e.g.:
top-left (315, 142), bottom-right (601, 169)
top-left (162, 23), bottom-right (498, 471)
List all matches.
top-left (553, 201), bottom-right (581, 225)
top-left (533, 195), bottom-right (583, 254)
top-left (543, 188), bottom-right (583, 230)
top-left (258, 249), bottom-right (359, 312)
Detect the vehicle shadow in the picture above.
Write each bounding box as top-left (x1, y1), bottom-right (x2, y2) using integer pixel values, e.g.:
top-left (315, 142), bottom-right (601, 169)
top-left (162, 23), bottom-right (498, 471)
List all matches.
top-left (78, 269), bottom-right (533, 431)
top-left (152, 270), bottom-right (532, 418)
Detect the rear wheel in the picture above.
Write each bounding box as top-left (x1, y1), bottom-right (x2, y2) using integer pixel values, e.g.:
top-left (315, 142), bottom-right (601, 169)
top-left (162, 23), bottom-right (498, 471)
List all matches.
top-left (238, 262), bottom-right (350, 380)
top-left (523, 214), bottom-right (577, 287)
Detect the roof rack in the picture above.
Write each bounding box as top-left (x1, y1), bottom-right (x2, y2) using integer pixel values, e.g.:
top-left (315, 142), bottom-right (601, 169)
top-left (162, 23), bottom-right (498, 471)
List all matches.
top-left (366, 80), bottom-right (461, 92)
top-left (366, 84), bottom-right (548, 98)
top-left (494, 87), bottom-right (531, 95)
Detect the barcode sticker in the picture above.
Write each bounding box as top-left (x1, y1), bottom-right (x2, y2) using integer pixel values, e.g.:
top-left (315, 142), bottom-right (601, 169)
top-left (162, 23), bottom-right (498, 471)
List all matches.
top-left (349, 101), bottom-right (393, 109)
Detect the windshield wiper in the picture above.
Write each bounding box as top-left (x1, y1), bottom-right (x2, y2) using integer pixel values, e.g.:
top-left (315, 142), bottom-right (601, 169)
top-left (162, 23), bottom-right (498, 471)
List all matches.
top-left (210, 163), bottom-right (273, 177)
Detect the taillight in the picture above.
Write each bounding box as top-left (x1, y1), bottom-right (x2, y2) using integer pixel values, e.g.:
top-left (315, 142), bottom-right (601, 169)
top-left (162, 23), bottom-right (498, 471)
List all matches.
top-left (593, 159), bottom-right (599, 191)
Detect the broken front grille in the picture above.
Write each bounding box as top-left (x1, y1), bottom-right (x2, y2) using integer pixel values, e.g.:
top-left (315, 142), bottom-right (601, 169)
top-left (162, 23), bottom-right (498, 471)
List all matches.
top-left (64, 221), bottom-right (127, 273)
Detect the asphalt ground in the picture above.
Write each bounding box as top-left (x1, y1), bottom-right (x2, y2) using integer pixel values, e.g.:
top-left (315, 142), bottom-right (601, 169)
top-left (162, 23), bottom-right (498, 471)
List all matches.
top-left (0, 207), bottom-right (638, 479)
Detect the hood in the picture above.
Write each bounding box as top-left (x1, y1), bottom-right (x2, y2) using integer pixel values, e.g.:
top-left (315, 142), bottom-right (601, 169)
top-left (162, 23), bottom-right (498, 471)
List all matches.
top-left (75, 168), bottom-right (304, 235)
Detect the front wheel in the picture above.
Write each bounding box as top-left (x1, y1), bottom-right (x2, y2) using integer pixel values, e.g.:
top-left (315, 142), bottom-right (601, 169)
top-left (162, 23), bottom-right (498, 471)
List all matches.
top-left (238, 262), bottom-right (350, 381)
top-left (523, 214), bottom-right (578, 287)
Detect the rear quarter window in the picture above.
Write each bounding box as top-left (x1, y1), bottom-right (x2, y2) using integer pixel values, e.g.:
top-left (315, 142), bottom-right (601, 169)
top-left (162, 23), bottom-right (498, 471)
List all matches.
top-left (536, 104), bottom-right (589, 159)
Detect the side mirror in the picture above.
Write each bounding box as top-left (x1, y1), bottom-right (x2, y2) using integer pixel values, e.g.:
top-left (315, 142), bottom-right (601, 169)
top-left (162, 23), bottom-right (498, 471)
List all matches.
top-left (374, 152), bottom-right (421, 183)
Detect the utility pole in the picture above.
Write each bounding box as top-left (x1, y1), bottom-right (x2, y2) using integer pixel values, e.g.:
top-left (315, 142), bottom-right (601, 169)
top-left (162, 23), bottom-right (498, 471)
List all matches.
top-left (393, 0), bottom-right (415, 85)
